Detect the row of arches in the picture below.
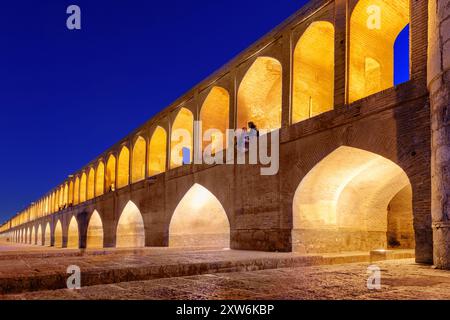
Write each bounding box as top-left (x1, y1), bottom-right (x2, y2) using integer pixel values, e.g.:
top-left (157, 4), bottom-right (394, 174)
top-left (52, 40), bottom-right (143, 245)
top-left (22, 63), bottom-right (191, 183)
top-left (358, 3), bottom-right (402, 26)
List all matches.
top-left (7, 0), bottom-right (412, 231)
top-left (9, 183), bottom-right (231, 249)
top-left (6, 146), bottom-right (415, 253)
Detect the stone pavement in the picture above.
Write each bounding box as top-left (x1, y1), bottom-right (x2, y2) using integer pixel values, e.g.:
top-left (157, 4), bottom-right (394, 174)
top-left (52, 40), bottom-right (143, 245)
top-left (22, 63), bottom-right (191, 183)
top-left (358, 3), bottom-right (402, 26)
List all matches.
top-left (3, 259), bottom-right (450, 300)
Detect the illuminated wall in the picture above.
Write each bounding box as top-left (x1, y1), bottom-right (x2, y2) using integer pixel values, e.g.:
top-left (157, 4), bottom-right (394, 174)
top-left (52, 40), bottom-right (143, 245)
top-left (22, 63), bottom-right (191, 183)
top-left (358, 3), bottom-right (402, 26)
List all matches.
top-left (106, 155), bottom-right (116, 192)
top-left (132, 136), bottom-right (146, 183)
top-left (67, 216), bottom-right (79, 249)
top-left (349, 0), bottom-right (410, 103)
top-left (292, 146), bottom-right (414, 253)
top-left (54, 220), bottom-right (63, 248)
top-left (200, 87), bottom-right (230, 152)
top-left (96, 161), bottom-right (105, 197)
top-left (44, 222), bottom-right (51, 247)
top-left (68, 181), bottom-right (74, 205)
top-left (148, 126), bottom-right (167, 176)
top-left (117, 147), bottom-right (130, 189)
top-left (87, 210), bottom-right (104, 249)
top-left (169, 184), bottom-right (230, 248)
top-left (170, 108), bottom-right (194, 169)
top-left (116, 201), bottom-right (145, 248)
top-left (237, 57), bottom-right (282, 131)
top-left (87, 168), bottom-right (95, 200)
top-left (293, 21), bottom-right (335, 124)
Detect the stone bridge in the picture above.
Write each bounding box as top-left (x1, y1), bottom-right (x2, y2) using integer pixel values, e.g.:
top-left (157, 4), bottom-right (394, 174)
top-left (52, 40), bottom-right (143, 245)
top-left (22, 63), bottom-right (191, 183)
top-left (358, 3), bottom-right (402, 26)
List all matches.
top-left (2, 0), bottom-right (450, 268)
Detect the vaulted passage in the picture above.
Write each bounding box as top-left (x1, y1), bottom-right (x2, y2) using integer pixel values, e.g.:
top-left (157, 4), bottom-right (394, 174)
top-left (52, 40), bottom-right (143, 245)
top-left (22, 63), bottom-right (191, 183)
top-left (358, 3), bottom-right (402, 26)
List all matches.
top-left (349, 0), bottom-right (410, 102)
top-left (54, 220), bottom-right (63, 248)
top-left (293, 21), bottom-right (335, 124)
top-left (44, 223), bottom-right (51, 246)
top-left (148, 126), bottom-right (167, 176)
top-left (67, 217), bottom-right (79, 249)
top-left (169, 184), bottom-right (230, 248)
top-left (96, 161), bottom-right (105, 197)
top-left (106, 155), bottom-right (117, 192)
top-left (87, 168), bottom-right (95, 200)
top-left (117, 147), bottom-right (130, 189)
top-left (170, 108), bottom-right (194, 169)
top-left (132, 136), bottom-right (147, 183)
top-left (80, 173), bottom-right (87, 203)
top-left (37, 225), bottom-right (42, 245)
top-left (31, 226), bottom-right (36, 245)
top-left (116, 201), bottom-right (145, 248)
top-left (200, 86), bottom-right (230, 153)
top-left (87, 210), bottom-right (104, 249)
top-left (237, 57), bottom-right (282, 131)
top-left (292, 146), bottom-right (415, 253)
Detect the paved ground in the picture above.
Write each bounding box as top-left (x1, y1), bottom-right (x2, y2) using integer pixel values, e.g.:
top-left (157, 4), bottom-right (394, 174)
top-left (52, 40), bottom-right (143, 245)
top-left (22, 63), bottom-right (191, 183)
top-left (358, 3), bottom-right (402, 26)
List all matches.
top-left (2, 259), bottom-right (450, 300)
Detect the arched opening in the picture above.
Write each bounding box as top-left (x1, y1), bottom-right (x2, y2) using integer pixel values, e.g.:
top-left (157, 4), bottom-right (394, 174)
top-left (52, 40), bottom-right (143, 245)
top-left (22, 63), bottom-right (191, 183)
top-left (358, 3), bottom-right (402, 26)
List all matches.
top-left (132, 136), bottom-right (147, 183)
top-left (68, 181), bottom-right (74, 205)
top-left (24, 228), bottom-right (28, 244)
top-left (148, 126), bottom-right (167, 176)
top-left (63, 184), bottom-right (69, 206)
top-left (96, 161), bottom-right (105, 197)
top-left (80, 173), bottom-right (87, 203)
top-left (36, 225), bottom-right (42, 246)
top-left (293, 21), bottom-right (335, 124)
top-left (349, 0), bottom-right (410, 103)
top-left (116, 201), bottom-right (145, 248)
top-left (44, 222), bottom-right (51, 246)
top-left (200, 87), bottom-right (230, 152)
top-left (87, 167), bottom-right (95, 200)
top-left (31, 226), bottom-right (36, 245)
top-left (67, 216), bottom-right (79, 249)
top-left (27, 227), bottom-right (31, 244)
top-left (292, 146), bottom-right (415, 254)
top-left (237, 57), bottom-right (282, 131)
top-left (54, 220), bottom-right (63, 248)
top-left (169, 184), bottom-right (230, 248)
top-left (117, 147), bottom-right (130, 189)
top-left (106, 155), bottom-right (117, 192)
top-left (170, 108), bottom-right (194, 169)
top-left (74, 176), bottom-right (80, 205)
top-left (87, 210), bottom-right (104, 249)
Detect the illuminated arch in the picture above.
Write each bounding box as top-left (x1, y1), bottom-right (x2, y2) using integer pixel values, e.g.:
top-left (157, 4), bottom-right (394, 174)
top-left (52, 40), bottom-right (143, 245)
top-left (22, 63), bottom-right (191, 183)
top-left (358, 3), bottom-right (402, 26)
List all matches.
top-left (44, 222), bottom-right (51, 246)
top-left (349, 0), bottom-right (410, 102)
top-left (54, 220), bottom-right (63, 248)
top-left (31, 226), bottom-right (36, 245)
top-left (96, 161), bottom-right (105, 197)
top-left (37, 225), bottom-right (43, 245)
top-left (63, 184), bottom-right (69, 206)
top-left (293, 21), bottom-right (335, 124)
top-left (132, 136), bottom-right (147, 183)
top-left (106, 155), bottom-right (117, 192)
top-left (67, 216), bottom-right (79, 249)
top-left (74, 176), bottom-right (80, 205)
top-left (87, 211), bottom-right (104, 249)
top-left (27, 227), bottom-right (31, 244)
top-left (68, 180), bottom-right (74, 205)
top-left (169, 184), bottom-right (230, 248)
top-left (87, 167), bottom-right (95, 200)
top-left (80, 173), bottom-right (87, 203)
top-left (116, 201), bottom-right (145, 248)
top-left (148, 126), bottom-right (167, 176)
top-left (237, 57), bottom-right (282, 131)
top-left (117, 147), bottom-right (130, 189)
top-left (292, 146), bottom-right (415, 253)
top-left (170, 107), bottom-right (194, 169)
top-left (200, 87), bottom-right (230, 152)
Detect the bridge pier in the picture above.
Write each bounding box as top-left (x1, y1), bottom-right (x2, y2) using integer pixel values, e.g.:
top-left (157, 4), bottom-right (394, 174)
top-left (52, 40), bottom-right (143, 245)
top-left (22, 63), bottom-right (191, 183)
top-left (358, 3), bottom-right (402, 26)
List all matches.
top-left (428, 0), bottom-right (450, 269)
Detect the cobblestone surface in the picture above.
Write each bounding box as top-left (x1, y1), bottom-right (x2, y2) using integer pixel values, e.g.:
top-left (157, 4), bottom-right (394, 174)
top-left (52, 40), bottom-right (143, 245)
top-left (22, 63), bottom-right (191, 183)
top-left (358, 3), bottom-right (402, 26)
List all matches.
top-left (3, 259), bottom-right (450, 300)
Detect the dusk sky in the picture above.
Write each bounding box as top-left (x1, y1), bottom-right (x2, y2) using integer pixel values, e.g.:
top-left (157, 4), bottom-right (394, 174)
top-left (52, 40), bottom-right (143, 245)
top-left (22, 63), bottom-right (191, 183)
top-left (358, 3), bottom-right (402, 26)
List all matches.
top-left (0, 0), bottom-right (409, 223)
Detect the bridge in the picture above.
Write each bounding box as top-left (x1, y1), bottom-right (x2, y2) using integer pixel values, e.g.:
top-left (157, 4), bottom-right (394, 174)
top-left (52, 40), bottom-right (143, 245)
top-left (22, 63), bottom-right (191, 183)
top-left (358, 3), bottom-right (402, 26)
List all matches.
top-left (1, 0), bottom-right (450, 269)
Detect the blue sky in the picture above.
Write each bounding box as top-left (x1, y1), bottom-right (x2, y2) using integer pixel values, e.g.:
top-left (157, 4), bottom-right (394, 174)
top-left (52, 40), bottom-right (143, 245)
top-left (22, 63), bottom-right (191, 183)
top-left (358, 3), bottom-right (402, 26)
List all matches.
top-left (0, 0), bottom-right (409, 223)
